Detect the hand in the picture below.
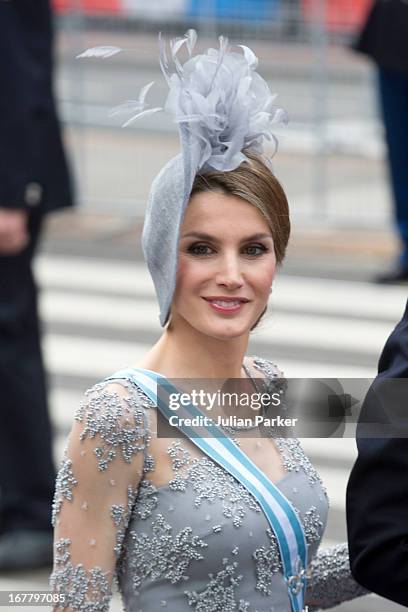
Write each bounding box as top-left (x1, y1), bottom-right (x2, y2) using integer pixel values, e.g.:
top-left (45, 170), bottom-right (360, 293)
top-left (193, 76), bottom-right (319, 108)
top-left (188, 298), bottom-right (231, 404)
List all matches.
top-left (0, 208), bottom-right (29, 255)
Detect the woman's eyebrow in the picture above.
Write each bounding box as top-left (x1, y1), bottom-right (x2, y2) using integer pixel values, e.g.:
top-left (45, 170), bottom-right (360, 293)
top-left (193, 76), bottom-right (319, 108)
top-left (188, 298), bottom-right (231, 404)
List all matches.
top-left (181, 231), bottom-right (273, 241)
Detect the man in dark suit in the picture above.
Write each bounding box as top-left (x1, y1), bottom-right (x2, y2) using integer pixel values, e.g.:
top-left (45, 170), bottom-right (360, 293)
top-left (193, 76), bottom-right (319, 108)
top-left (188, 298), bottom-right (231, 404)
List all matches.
top-left (354, 0), bottom-right (408, 283)
top-left (0, 0), bottom-right (73, 568)
top-left (346, 299), bottom-right (408, 607)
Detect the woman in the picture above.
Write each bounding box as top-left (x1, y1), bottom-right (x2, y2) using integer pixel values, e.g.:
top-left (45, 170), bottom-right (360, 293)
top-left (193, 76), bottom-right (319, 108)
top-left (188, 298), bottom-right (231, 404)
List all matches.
top-left (50, 31), bottom-right (368, 611)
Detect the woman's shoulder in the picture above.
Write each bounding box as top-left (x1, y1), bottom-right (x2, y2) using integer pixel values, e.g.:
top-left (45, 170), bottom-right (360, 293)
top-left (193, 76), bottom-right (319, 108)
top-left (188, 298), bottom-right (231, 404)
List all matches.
top-left (72, 374), bottom-right (157, 468)
top-left (77, 373), bottom-right (156, 420)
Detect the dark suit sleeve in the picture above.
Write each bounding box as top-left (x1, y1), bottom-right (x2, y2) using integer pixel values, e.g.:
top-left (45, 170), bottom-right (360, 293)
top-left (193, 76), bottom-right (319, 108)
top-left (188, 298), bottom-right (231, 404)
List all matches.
top-left (346, 299), bottom-right (408, 607)
top-left (0, 0), bottom-right (72, 211)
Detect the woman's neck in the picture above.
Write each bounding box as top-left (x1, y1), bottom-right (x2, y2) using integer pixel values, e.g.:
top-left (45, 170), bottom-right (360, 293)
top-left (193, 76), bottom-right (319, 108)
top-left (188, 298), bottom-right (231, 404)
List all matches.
top-left (136, 320), bottom-right (249, 379)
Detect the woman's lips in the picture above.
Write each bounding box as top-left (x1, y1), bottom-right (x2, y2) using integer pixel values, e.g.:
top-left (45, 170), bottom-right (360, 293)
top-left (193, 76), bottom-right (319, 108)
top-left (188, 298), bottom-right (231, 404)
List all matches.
top-left (203, 298), bottom-right (248, 314)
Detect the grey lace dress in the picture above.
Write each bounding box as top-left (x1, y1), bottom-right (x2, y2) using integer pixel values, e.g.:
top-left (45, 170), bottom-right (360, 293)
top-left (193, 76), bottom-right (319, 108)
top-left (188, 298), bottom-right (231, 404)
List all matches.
top-left (50, 355), bottom-right (368, 611)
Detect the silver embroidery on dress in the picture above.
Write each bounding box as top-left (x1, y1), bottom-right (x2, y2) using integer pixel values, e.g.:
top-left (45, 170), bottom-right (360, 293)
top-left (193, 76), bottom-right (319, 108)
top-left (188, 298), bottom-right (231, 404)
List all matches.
top-left (75, 382), bottom-right (149, 472)
top-left (273, 438), bottom-right (328, 497)
top-left (110, 485), bottom-right (138, 558)
top-left (54, 538), bottom-right (72, 566)
top-left (251, 356), bottom-right (280, 380)
top-left (133, 480), bottom-right (159, 519)
top-left (143, 453), bottom-right (156, 474)
top-left (168, 440), bottom-right (191, 472)
top-left (301, 506), bottom-right (324, 545)
top-left (126, 513), bottom-right (208, 592)
top-left (170, 456), bottom-right (261, 527)
top-left (184, 558), bottom-right (250, 612)
top-left (50, 539), bottom-right (112, 612)
top-left (253, 527), bottom-right (282, 595)
top-left (51, 457), bottom-right (78, 527)
top-left (306, 543), bottom-right (369, 610)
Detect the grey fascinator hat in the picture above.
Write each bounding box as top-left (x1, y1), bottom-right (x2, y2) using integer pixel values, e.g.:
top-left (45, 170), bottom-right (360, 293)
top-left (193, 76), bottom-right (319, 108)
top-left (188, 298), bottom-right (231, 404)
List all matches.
top-left (79, 30), bottom-right (288, 326)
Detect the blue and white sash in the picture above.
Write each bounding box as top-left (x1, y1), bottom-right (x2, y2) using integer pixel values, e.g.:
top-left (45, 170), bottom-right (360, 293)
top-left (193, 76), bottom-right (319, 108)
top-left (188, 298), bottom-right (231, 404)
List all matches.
top-left (108, 367), bottom-right (308, 612)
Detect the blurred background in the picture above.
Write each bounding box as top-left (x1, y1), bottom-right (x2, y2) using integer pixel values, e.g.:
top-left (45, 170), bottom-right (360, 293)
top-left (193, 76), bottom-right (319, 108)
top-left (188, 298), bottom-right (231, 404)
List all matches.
top-left (3, 1), bottom-right (407, 610)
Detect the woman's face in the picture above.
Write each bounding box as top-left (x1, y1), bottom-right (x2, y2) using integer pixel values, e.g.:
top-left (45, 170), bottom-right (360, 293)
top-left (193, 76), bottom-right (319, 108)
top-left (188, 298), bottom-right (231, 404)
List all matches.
top-left (170, 190), bottom-right (276, 340)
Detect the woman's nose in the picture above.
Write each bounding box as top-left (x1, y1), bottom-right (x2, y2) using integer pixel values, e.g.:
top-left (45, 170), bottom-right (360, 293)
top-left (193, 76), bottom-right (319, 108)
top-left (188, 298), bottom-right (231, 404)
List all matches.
top-left (215, 255), bottom-right (244, 288)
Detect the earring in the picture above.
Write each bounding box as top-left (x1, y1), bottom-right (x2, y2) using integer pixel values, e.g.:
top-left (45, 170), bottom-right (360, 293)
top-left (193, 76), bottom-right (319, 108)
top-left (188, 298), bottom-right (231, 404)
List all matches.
top-left (269, 286), bottom-right (273, 294)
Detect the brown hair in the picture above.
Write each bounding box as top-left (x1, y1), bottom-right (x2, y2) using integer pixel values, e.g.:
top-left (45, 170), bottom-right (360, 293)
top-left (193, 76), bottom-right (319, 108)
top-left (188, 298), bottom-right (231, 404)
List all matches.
top-left (189, 148), bottom-right (290, 331)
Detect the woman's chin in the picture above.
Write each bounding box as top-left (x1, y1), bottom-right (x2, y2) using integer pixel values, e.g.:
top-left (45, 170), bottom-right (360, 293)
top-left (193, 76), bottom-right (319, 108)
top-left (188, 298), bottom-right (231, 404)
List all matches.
top-left (201, 317), bottom-right (252, 340)
top-left (177, 310), bottom-right (255, 338)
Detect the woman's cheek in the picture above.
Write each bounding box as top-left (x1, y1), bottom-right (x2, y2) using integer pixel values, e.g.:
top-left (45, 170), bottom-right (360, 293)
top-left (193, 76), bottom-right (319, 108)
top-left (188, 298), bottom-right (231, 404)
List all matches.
top-left (175, 256), bottom-right (189, 286)
top-left (258, 263), bottom-right (276, 294)
top-left (175, 258), bottom-right (200, 301)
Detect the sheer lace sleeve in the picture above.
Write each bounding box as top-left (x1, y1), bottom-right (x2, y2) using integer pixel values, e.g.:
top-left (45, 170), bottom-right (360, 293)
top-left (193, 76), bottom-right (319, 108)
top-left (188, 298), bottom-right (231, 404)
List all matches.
top-left (305, 543), bottom-right (370, 610)
top-left (49, 378), bottom-right (153, 611)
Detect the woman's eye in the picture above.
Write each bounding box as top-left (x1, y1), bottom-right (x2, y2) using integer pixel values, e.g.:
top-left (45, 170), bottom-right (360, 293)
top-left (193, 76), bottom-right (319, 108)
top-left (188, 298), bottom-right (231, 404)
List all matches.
top-left (245, 244), bottom-right (268, 256)
top-left (188, 243), bottom-right (213, 256)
